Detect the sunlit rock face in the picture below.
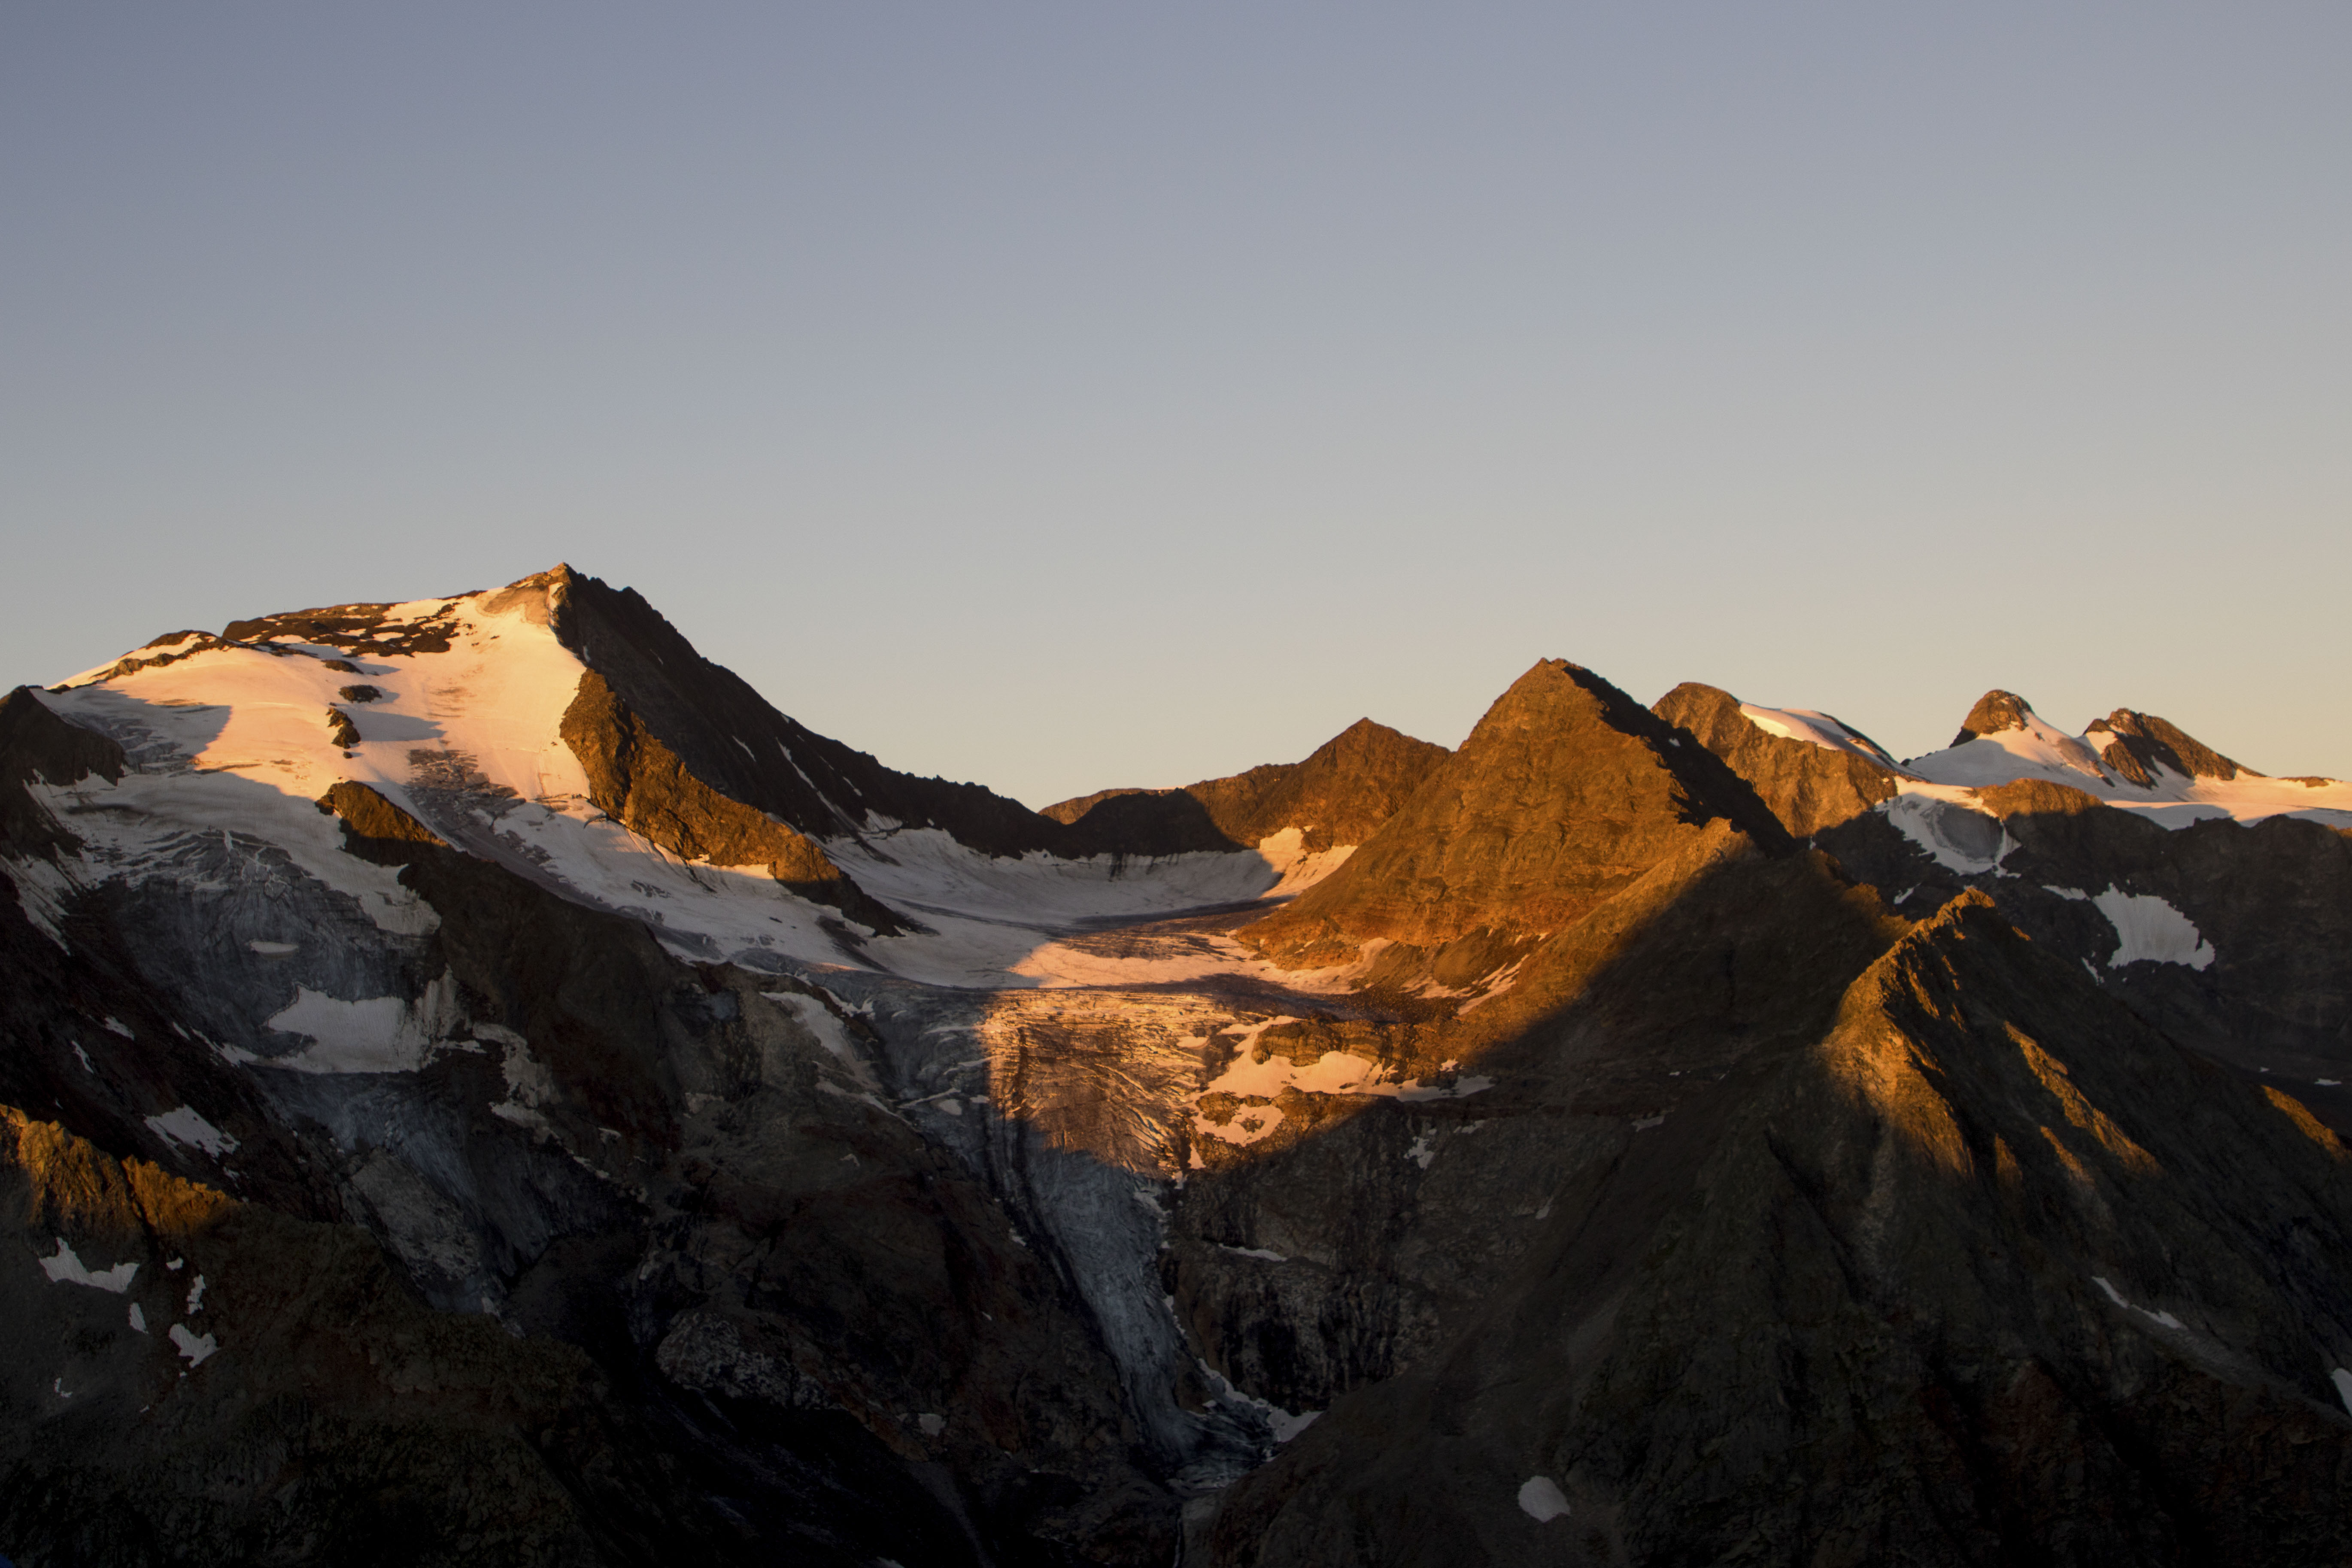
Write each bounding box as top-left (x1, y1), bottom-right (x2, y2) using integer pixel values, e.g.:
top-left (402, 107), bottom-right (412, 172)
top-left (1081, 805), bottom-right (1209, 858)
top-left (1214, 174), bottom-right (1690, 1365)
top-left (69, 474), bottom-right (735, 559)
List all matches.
top-left (5, 565), bottom-right (2352, 1566)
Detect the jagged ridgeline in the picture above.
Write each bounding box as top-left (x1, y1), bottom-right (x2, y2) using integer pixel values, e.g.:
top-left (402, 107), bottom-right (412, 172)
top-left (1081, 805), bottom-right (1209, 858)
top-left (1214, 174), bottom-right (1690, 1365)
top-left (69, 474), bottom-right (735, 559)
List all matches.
top-left (3, 565), bottom-right (2350, 1566)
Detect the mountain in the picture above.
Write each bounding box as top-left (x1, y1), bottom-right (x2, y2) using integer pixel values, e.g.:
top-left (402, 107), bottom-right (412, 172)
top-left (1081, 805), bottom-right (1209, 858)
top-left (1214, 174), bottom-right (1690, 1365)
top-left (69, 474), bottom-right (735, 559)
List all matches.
top-left (1044, 717), bottom-right (1449, 862)
top-left (1237, 661), bottom-right (1789, 996)
top-left (3, 566), bottom-right (2350, 1566)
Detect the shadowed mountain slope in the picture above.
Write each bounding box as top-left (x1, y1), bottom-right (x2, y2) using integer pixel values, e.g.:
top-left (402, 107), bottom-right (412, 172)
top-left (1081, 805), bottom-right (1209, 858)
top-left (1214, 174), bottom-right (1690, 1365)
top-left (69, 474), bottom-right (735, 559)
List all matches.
top-left (1208, 891), bottom-right (2352, 1567)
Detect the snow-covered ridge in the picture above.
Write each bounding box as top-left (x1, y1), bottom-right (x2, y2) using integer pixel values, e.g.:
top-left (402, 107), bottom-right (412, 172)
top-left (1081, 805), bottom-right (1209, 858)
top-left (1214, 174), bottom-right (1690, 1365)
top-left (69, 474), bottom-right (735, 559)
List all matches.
top-left (15, 577), bottom-right (1372, 1022)
top-left (1737, 704), bottom-right (1901, 767)
top-left (1740, 695), bottom-right (2351, 832)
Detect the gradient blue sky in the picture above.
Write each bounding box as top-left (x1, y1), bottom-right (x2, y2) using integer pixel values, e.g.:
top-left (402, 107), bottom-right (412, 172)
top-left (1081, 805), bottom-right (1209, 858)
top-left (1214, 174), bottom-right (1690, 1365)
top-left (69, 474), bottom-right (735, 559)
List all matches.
top-left (5, 4), bottom-right (2346, 805)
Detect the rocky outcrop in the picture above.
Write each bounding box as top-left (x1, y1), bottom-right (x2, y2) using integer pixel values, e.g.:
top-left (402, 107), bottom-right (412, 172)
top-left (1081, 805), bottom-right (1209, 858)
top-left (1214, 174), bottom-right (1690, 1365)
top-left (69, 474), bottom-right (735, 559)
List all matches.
top-left (1, 686), bottom-right (126, 855)
top-left (1653, 681), bottom-right (1902, 837)
top-left (2089, 708), bottom-right (2254, 786)
top-left (317, 780), bottom-right (449, 848)
top-left (1239, 661), bottom-right (1790, 986)
top-left (531, 567), bottom-right (1072, 857)
top-left (1952, 686), bottom-right (2039, 746)
top-left (558, 670), bottom-right (906, 935)
top-left (221, 597), bottom-right (466, 657)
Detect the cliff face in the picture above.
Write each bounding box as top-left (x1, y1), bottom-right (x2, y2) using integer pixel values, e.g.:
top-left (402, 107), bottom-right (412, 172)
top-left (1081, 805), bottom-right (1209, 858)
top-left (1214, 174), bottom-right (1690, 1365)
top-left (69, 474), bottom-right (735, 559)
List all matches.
top-left (6, 570), bottom-right (2351, 1567)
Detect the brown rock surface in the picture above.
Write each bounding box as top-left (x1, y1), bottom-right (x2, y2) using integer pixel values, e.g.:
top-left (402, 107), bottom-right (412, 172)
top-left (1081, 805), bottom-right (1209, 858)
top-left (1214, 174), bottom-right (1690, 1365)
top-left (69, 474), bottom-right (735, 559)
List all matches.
top-left (1975, 775), bottom-right (2110, 817)
top-left (316, 779), bottom-right (449, 847)
top-left (1952, 686), bottom-right (2039, 746)
top-left (1653, 680), bottom-right (1903, 837)
top-left (1239, 661), bottom-right (1789, 979)
top-left (2088, 707), bottom-right (2255, 785)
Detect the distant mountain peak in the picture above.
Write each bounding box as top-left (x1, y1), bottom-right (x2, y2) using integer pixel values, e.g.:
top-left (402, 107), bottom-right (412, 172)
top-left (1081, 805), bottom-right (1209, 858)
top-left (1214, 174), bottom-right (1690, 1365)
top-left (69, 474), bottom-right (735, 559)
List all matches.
top-left (1951, 688), bottom-right (2039, 747)
top-left (2085, 707), bottom-right (2254, 786)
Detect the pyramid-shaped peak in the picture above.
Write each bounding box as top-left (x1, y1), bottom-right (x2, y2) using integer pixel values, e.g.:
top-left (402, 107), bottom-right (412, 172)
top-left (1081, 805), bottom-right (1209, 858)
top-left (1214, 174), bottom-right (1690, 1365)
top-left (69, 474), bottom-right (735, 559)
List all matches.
top-left (1951, 689), bottom-right (2039, 748)
top-left (1241, 656), bottom-right (1787, 967)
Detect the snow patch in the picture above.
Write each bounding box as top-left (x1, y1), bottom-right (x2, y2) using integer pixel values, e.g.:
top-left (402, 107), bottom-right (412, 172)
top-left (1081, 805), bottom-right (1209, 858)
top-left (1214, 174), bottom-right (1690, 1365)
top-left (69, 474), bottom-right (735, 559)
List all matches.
top-left (6, 852), bottom-right (75, 949)
top-left (262, 970), bottom-right (465, 1073)
top-left (145, 1106), bottom-right (238, 1158)
top-left (1199, 1033), bottom-right (1495, 1105)
top-left (2090, 888), bottom-right (2215, 970)
top-left (1269, 1407), bottom-right (1321, 1442)
top-left (1884, 792), bottom-right (2009, 876)
top-left (1193, 1357), bottom-right (1319, 1445)
top-left (1253, 827), bottom-right (1357, 898)
top-left (2091, 1274), bottom-right (2185, 1331)
top-left (38, 1238), bottom-right (139, 1292)
top-left (2334, 1368), bottom-right (2352, 1418)
top-left (169, 1323), bottom-right (218, 1366)
top-left (478, 1022), bottom-right (556, 1132)
top-left (764, 990), bottom-right (885, 1094)
top-left (1195, 1102), bottom-right (1285, 1147)
top-left (1517, 1476), bottom-right (1572, 1522)
top-left (1912, 709), bottom-right (2115, 788)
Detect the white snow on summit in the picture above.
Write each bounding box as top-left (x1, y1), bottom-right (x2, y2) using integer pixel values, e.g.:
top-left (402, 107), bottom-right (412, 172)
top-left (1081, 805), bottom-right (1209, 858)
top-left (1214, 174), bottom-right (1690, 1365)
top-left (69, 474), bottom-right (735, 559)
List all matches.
top-left (11, 574), bottom-right (1394, 1101)
top-left (1908, 708), bottom-right (2113, 789)
top-left (1901, 733), bottom-right (2352, 831)
top-left (1737, 704), bottom-right (1901, 767)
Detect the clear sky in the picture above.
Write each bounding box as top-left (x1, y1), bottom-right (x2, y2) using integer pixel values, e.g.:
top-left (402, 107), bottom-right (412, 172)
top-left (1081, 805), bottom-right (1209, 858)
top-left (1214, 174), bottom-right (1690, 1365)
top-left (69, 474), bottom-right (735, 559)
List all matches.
top-left (5, 4), bottom-right (2346, 806)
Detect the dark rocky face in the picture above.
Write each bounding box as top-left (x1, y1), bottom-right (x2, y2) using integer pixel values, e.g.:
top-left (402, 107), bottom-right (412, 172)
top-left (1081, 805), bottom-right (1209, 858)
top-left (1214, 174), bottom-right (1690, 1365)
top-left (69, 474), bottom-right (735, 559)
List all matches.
top-left (5, 570), bottom-right (2350, 1567)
